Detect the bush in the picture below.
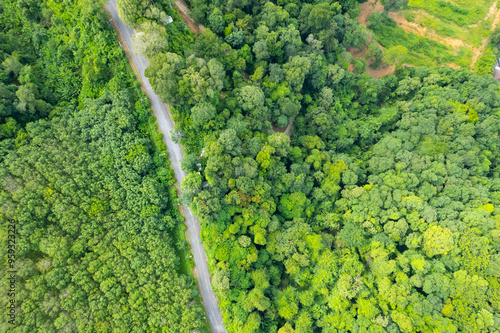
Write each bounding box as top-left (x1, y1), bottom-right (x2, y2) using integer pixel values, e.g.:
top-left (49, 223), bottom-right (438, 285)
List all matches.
top-left (404, 12), bottom-right (415, 22)
top-left (474, 47), bottom-right (497, 76)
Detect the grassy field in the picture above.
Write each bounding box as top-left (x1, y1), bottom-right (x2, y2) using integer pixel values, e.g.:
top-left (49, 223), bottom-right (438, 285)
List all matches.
top-left (364, 0), bottom-right (499, 71)
top-left (368, 12), bottom-right (472, 67)
top-left (408, 0), bottom-right (492, 26)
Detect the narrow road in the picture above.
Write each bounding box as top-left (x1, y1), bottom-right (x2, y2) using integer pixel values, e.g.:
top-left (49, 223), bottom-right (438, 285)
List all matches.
top-left (106, 1), bottom-right (226, 332)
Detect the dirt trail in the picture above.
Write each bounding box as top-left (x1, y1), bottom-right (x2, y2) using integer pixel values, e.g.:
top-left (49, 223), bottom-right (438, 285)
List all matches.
top-left (348, 45), bottom-right (396, 78)
top-left (470, 0), bottom-right (498, 28)
top-left (354, 0), bottom-right (395, 77)
top-left (174, 0), bottom-right (206, 33)
top-left (284, 115), bottom-right (297, 137)
top-left (470, 6), bottom-right (500, 69)
top-left (388, 12), bottom-right (472, 48)
top-left (272, 115), bottom-right (296, 137)
top-left (358, 0), bottom-right (384, 26)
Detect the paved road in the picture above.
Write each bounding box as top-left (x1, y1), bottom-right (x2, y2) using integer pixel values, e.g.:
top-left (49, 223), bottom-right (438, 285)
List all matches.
top-left (106, 2), bottom-right (226, 332)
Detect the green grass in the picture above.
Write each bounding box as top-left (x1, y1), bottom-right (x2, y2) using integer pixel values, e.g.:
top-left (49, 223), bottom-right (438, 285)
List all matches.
top-left (419, 16), bottom-right (460, 38)
top-left (368, 12), bottom-right (471, 66)
top-left (475, 46), bottom-right (497, 75)
top-left (417, 15), bottom-right (484, 47)
top-left (408, 0), bottom-right (492, 27)
top-left (368, 0), bottom-right (496, 71)
top-left (453, 47), bottom-right (473, 68)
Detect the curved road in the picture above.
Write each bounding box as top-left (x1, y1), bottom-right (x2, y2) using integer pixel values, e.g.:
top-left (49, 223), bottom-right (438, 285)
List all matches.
top-left (105, 1), bottom-right (226, 332)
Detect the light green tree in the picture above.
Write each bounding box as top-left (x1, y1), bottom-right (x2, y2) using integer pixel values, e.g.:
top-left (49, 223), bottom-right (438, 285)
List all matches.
top-left (132, 20), bottom-right (168, 58)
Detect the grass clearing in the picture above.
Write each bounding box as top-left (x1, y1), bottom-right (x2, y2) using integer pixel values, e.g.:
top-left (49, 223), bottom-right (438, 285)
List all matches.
top-left (408, 0), bottom-right (491, 26)
top-left (363, 0), bottom-right (500, 71)
top-left (368, 12), bottom-right (469, 66)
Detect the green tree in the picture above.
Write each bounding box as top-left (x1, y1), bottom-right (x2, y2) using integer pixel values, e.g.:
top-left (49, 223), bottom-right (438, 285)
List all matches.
top-left (383, 0), bottom-right (409, 12)
top-left (238, 85), bottom-right (265, 111)
top-left (283, 56), bottom-right (311, 92)
top-left (117, 0), bottom-right (150, 26)
top-left (132, 20), bottom-right (168, 58)
top-left (383, 45), bottom-right (408, 68)
top-left (367, 43), bottom-right (383, 68)
top-left (423, 225), bottom-right (454, 258)
top-left (191, 102), bottom-right (216, 128)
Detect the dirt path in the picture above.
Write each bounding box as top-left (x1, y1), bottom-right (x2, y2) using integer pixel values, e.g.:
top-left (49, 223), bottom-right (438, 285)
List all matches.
top-left (388, 12), bottom-right (472, 48)
top-left (174, 0), bottom-right (206, 33)
top-left (348, 45), bottom-right (396, 78)
top-left (469, 0), bottom-right (498, 28)
top-left (470, 5), bottom-right (500, 69)
top-left (354, 0), bottom-right (395, 77)
top-left (284, 115), bottom-right (297, 137)
top-left (358, 0), bottom-right (384, 26)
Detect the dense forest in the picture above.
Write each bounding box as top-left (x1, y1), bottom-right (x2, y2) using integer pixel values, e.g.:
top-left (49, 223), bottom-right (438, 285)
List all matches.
top-left (0, 0), bottom-right (206, 332)
top-left (1, 0), bottom-right (499, 330)
top-left (118, 0), bottom-right (500, 332)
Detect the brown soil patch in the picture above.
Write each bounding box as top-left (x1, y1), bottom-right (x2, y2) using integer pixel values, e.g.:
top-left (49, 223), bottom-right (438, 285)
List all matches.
top-left (368, 63), bottom-right (396, 78)
top-left (358, 0), bottom-right (384, 26)
top-left (272, 124), bottom-right (287, 133)
top-left (174, 0), bottom-right (206, 34)
top-left (348, 45), bottom-right (395, 78)
top-left (446, 63), bottom-right (461, 69)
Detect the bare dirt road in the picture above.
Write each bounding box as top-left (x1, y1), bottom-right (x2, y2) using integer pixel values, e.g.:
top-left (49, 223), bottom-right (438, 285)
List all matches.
top-left (105, 1), bottom-right (226, 332)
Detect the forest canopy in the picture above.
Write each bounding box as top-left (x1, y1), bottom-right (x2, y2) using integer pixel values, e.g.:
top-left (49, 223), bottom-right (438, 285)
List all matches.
top-left (134, 0), bottom-right (500, 332)
top-left (1, 92), bottom-right (205, 332)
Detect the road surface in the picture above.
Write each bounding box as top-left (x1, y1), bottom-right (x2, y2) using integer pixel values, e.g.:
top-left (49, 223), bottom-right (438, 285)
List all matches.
top-left (106, 1), bottom-right (226, 332)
